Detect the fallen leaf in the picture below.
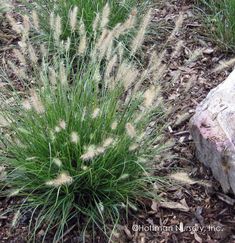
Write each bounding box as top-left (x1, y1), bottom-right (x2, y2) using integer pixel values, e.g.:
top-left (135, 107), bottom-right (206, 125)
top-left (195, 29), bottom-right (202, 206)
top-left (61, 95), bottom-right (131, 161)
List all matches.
top-left (169, 172), bottom-right (196, 185)
top-left (174, 113), bottom-right (191, 127)
top-left (123, 226), bottom-right (133, 239)
top-left (179, 198), bottom-right (189, 209)
top-left (169, 171), bottom-right (212, 188)
top-left (194, 232), bottom-right (203, 243)
top-left (159, 201), bottom-right (190, 212)
top-left (217, 193), bottom-right (235, 206)
top-left (203, 48), bottom-right (214, 55)
top-left (151, 200), bottom-right (159, 211)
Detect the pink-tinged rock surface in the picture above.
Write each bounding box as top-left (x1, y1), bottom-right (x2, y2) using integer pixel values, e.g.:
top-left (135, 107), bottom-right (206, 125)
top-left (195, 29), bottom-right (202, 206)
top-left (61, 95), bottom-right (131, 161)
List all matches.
top-left (189, 69), bottom-right (235, 194)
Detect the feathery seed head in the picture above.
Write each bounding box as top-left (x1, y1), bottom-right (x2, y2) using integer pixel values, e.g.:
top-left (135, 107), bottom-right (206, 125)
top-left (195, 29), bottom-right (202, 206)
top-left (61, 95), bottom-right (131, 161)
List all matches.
top-left (92, 108), bottom-right (100, 119)
top-left (96, 146), bottom-right (105, 154)
top-left (54, 15), bottom-right (62, 41)
top-left (168, 13), bottom-right (184, 42)
top-left (100, 3), bottom-right (110, 29)
top-left (115, 62), bottom-right (138, 90)
top-left (59, 120), bottom-right (66, 130)
top-left (143, 85), bottom-right (160, 108)
top-left (49, 67), bottom-right (57, 86)
top-left (28, 44), bottom-right (38, 64)
top-left (65, 37), bottom-right (71, 52)
top-left (111, 121), bottom-right (118, 130)
top-left (32, 10), bottom-right (40, 30)
top-left (125, 123), bottom-right (136, 138)
top-left (45, 172), bottom-right (73, 187)
top-left (40, 44), bottom-right (48, 57)
top-left (22, 99), bottom-right (31, 110)
top-left (105, 54), bottom-right (117, 80)
top-left (71, 132), bottom-right (79, 144)
top-left (53, 158), bottom-right (62, 167)
top-left (13, 49), bottom-right (26, 65)
top-left (103, 137), bottom-right (114, 148)
top-left (22, 15), bottom-right (30, 35)
top-left (59, 62), bottom-right (67, 85)
top-left (92, 13), bottom-right (100, 32)
top-left (115, 61), bottom-right (126, 81)
top-left (124, 66), bottom-right (139, 91)
top-left (30, 90), bottom-right (45, 114)
top-left (79, 19), bottom-right (85, 34)
top-left (213, 57), bottom-right (235, 73)
top-left (131, 9), bottom-right (152, 55)
top-left (80, 142), bottom-right (108, 161)
top-left (55, 126), bottom-right (61, 133)
top-left (106, 40), bottom-right (113, 60)
top-left (119, 8), bottom-right (137, 34)
top-left (50, 12), bottom-right (55, 30)
top-left (152, 63), bottom-right (166, 82)
top-left (117, 43), bottom-right (124, 61)
top-left (96, 28), bottom-right (108, 48)
top-left (98, 30), bottom-right (114, 59)
top-left (78, 35), bottom-right (87, 55)
top-left (69, 6), bottom-right (78, 32)
top-left (172, 40), bottom-right (184, 58)
top-left (78, 25), bottom-right (87, 56)
top-left (80, 145), bottom-right (97, 161)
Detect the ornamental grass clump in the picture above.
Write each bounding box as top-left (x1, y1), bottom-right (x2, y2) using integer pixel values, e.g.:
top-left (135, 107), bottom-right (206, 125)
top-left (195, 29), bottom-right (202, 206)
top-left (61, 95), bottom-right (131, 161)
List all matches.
top-left (0, 5), bottom-right (168, 242)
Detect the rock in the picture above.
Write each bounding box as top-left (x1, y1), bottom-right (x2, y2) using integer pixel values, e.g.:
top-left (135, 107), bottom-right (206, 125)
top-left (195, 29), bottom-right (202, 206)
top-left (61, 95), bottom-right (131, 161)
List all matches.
top-left (189, 69), bottom-right (235, 194)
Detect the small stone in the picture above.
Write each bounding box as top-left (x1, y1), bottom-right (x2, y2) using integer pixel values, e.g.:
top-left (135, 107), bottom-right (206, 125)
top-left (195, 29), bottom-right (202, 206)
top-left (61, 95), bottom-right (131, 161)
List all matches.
top-left (203, 48), bottom-right (214, 55)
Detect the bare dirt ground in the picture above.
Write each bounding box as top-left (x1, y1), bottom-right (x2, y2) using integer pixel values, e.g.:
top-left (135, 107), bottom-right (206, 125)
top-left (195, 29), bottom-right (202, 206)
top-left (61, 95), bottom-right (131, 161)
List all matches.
top-left (1, 0), bottom-right (235, 242)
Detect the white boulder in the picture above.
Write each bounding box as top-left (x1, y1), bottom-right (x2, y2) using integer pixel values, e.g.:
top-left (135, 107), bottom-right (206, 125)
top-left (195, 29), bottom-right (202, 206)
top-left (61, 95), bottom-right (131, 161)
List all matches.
top-left (190, 69), bottom-right (235, 194)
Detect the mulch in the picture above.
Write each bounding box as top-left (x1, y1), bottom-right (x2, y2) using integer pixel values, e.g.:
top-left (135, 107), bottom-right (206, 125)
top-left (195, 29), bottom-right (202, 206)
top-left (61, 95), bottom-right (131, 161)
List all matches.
top-left (1, 0), bottom-right (235, 242)
top-left (137, 0), bottom-right (235, 242)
